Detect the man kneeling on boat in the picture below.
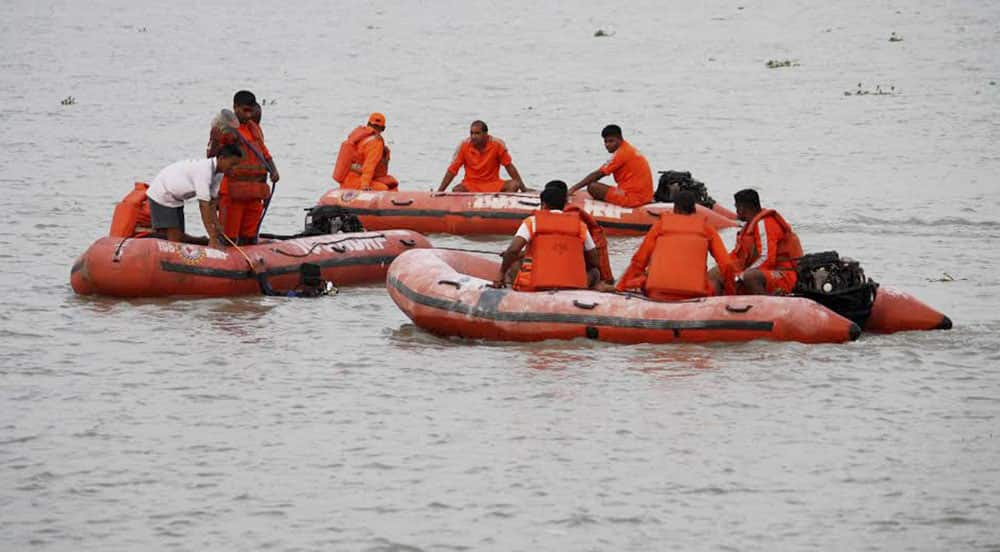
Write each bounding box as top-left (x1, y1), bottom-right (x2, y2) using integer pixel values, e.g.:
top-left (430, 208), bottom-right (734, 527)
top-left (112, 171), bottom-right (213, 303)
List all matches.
top-left (498, 180), bottom-right (602, 290)
top-left (709, 188), bottom-right (803, 295)
top-left (332, 112), bottom-right (398, 191)
top-left (145, 144), bottom-right (243, 249)
top-left (615, 190), bottom-right (736, 300)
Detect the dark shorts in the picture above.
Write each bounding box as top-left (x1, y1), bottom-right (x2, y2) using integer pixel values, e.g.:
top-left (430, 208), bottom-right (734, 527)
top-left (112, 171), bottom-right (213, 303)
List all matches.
top-left (149, 198), bottom-right (185, 231)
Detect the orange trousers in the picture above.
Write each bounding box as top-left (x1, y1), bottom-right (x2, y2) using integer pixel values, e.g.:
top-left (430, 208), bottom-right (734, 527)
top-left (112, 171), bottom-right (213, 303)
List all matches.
top-left (219, 195), bottom-right (265, 241)
top-left (341, 173), bottom-right (399, 191)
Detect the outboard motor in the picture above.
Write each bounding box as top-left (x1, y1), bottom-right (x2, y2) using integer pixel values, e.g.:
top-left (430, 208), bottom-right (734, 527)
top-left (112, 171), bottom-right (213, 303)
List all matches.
top-left (655, 170), bottom-right (717, 208)
top-left (794, 251), bottom-right (878, 326)
top-left (303, 205), bottom-right (364, 236)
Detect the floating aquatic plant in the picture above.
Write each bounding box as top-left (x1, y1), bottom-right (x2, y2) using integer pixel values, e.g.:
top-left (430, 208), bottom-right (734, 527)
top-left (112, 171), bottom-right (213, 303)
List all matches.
top-left (843, 83), bottom-right (897, 96)
top-left (594, 29), bottom-right (614, 37)
top-left (928, 272), bottom-right (965, 282)
top-left (766, 59), bottom-right (799, 68)
top-left (889, 32), bottom-right (903, 42)
top-left (61, 96), bottom-right (76, 105)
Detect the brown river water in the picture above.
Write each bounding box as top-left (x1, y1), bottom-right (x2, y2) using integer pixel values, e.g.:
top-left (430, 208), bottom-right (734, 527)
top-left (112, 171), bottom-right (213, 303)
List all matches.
top-left (2, 1), bottom-right (998, 550)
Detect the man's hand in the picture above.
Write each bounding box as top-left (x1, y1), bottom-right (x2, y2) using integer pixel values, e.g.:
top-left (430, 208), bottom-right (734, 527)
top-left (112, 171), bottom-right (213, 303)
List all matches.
top-left (212, 223), bottom-right (227, 243)
top-left (270, 167), bottom-right (280, 184)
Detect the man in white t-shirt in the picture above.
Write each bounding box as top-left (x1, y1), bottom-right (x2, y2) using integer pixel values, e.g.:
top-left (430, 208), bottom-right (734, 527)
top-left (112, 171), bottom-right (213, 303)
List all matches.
top-left (146, 144), bottom-right (242, 249)
top-left (498, 180), bottom-right (601, 290)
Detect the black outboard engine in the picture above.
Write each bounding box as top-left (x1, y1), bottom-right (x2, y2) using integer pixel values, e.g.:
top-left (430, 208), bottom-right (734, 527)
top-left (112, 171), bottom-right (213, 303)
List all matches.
top-left (794, 251), bottom-right (878, 326)
top-left (303, 205), bottom-right (364, 236)
top-left (655, 170), bottom-right (717, 208)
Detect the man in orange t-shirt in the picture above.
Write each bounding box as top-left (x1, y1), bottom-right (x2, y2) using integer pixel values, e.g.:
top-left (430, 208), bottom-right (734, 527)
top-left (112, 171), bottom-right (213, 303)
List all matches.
top-left (437, 120), bottom-right (527, 193)
top-left (569, 124), bottom-right (653, 207)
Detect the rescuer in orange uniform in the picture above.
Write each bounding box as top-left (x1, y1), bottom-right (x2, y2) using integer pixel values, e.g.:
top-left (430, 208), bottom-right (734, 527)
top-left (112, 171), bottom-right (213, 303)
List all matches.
top-left (563, 203), bottom-right (615, 286)
top-left (499, 181), bottom-right (601, 290)
top-left (207, 90), bottom-right (279, 245)
top-left (616, 190), bottom-right (735, 301)
top-left (332, 112), bottom-right (398, 191)
top-left (438, 120), bottom-right (527, 193)
top-left (710, 188), bottom-right (803, 295)
top-left (569, 124), bottom-right (653, 207)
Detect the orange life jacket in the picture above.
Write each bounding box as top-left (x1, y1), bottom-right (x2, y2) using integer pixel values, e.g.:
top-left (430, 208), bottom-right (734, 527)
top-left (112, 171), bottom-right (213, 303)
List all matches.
top-left (332, 126), bottom-right (392, 185)
top-left (109, 182), bottom-right (152, 238)
top-left (564, 205), bottom-right (613, 283)
top-left (732, 209), bottom-right (803, 271)
top-left (513, 210), bottom-right (588, 291)
top-left (223, 121), bottom-right (271, 200)
top-left (644, 213), bottom-right (714, 298)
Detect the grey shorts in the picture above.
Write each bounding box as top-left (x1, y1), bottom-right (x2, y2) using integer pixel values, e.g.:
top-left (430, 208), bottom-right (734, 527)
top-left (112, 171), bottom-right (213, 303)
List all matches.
top-left (149, 198), bottom-right (185, 232)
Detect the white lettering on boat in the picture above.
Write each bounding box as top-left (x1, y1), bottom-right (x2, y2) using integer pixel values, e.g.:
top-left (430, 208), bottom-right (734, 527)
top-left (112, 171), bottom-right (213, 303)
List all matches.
top-left (327, 190), bottom-right (376, 203)
top-left (289, 235), bottom-right (388, 255)
top-left (285, 240), bottom-right (314, 255)
top-left (471, 195), bottom-right (537, 211)
top-left (583, 199), bottom-right (631, 219)
top-left (337, 237), bottom-right (387, 252)
top-left (156, 241), bottom-right (228, 260)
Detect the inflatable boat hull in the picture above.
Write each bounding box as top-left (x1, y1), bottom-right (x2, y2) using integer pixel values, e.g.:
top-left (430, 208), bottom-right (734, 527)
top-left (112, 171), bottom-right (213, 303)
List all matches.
top-left (318, 189), bottom-right (738, 236)
top-left (71, 230), bottom-right (431, 298)
top-left (387, 249), bottom-right (860, 344)
top-left (865, 286), bottom-right (952, 333)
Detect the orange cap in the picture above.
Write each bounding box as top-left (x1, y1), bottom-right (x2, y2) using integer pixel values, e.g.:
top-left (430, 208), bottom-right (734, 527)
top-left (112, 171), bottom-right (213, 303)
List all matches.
top-left (368, 112), bottom-right (386, 127)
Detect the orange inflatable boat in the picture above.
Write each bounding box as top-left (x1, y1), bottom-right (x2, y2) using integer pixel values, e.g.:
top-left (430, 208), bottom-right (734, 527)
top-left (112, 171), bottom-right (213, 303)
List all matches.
top-left (317, 189), bottom-right (738, 236)
top-left (71, 230), bottom-right (431, 298)
top-left (388, 249), bottom-right (952, 344)
top-left (387, 249), bottom-right (862, 344)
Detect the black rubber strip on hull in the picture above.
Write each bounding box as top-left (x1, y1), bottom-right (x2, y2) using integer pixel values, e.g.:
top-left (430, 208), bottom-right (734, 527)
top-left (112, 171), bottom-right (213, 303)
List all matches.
top-left (388, 275), bottom-right (775, 332)
top-left (160, 254), bottom-right (399, 280)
